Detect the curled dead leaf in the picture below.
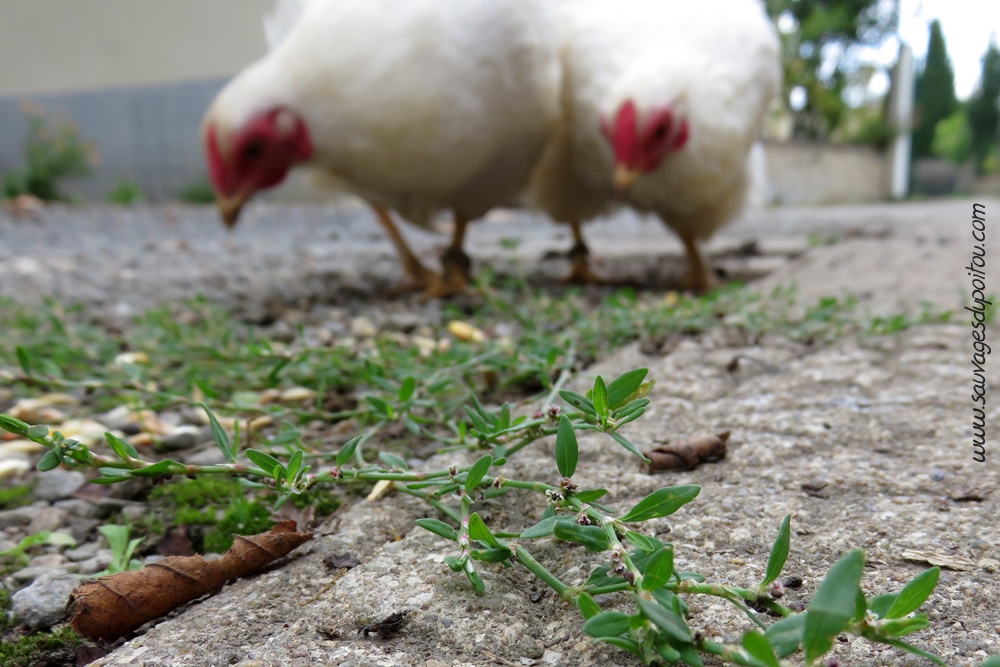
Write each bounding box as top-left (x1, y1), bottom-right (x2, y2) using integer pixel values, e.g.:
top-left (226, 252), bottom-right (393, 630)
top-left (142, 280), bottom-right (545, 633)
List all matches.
top-left (69, 520), bottom-right (313, 641)
top-left (642, 432), bottom-right (729, 473)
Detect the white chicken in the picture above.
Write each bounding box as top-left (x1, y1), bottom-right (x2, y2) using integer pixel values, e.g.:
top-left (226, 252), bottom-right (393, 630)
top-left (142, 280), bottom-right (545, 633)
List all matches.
top-left (529, 0), bottom-right (781, 291)
top-left (203, 0), bottom-right (561, 297)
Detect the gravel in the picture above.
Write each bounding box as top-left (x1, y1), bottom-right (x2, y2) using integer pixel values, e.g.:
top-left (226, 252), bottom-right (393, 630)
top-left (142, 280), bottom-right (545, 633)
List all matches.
top-left (11, 569), bottom-right (79, 630)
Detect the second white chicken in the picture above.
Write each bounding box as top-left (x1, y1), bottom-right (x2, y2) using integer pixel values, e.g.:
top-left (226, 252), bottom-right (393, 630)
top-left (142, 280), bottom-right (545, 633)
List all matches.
top-left (530, 0), bottom-right (781, 291)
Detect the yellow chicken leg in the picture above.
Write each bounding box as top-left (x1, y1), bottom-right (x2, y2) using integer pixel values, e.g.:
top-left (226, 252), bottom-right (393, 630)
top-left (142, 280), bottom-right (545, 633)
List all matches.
top-left (562, 220), bottom-right (604, 284)
top-left (421, 213), bottom-right (472, 299)
top-left (370, 203), bottom-right (436, 292)
top-left (679, 232), bottom-right (721, 293)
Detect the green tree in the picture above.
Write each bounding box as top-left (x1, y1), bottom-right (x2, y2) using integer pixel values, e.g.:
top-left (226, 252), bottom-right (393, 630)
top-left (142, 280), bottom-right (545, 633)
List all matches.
top-left (912, 20), bottom-right (958, 161)
top-left (766, 0), bottom-right (899, 140)
top-left (967, 39), bottom-right (1000, 173)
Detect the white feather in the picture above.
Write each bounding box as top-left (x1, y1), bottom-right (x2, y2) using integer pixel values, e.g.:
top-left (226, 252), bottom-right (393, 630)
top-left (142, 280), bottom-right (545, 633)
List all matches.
top-left (531, 0), bottom-right (781, 241)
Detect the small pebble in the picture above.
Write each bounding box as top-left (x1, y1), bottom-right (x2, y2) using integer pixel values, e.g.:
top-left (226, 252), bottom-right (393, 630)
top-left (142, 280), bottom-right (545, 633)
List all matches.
top-left (156, 426), bottom-right (201, 452)
top-left (0, 506), bottom-right (36, 528)
top-left (11, 569), bottom-right (79, 630)
top-left (12, 562), bottom-right (79, 584)
top-left (33, 469), bottom-right (87, 502)
top-left (53, 498), bottom-right (97, 519)
top-left (27, 507), bottom-right (69, 534)
top-left (76, 551), bottom-right (114, 575)
top-left (929, 469), bottom-right (947, 482)
top-left (65, 542), bottom-right (101, 562)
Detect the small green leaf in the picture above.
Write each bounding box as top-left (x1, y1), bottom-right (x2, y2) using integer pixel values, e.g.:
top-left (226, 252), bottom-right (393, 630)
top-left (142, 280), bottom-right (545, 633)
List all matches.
top-left (593, 636), bottom-right (642, 657)
top-left (575, 489), bottom-right (608, 503)
top-left (555, 415), bottom-right (578, 478)
top-left (577, 592), bottom-right (602, 619)
top-left (593, 376), bottom-right (609, 418)
top-left (559, 390), bottom-right (596, 416)
top-left (0, 415), bottom-right (31, 437)
top-left (105, 433), bottom-right (139, 461)
top-left (869, 593), bottom-right (898, 619)
top-left (498, 403), bottom-right (511, 431)
top-left (286, 450), bottom-right (303, 481)
top-left (676, 644), bottom-right (704, 667)
top-left (879, 614), bottom-right (930, 637)
top-left (465, 454), bottom-right (492, 493)
top-left (626, 531), bottom-right (658, 553)
top-left (978, 657), bottom-right (1000, 667)
top-left (443, 555), bottom-right (464, 571)
top-left (640, 546), bottom-right (674, 591)
top-left (246, 449), bottom-right (281, 475)
top-left (609, 432), bottom-right (651, 463)
top-left (606, 369), bottom-right (648, 409)
top-left (619, 485), bottom-right (701, 522)
top-left (464, 565), bottom-right (485, 593)
top-left (398, 377), bottom-right (416, 402)
top-left (470, 547), bottom-right (512, 563)
top-left (15, 346), bottom-right (32, 375)
top-left (583, 611), bottom-right (633, 638)
top-left (742, 630), bottom-right (781, 667)
top-left (762, 515), bottom-right (791, 586)
top-left (36, 450), bottom-right (61, 472)
top-left (378, 451), bottom-right (409, 471)
top-left (403, 416), bottom-right (421, 435)
top-left (465, 406), bottom-right (491, 435)
top-left (764, 613), bottom-right (805, 658)
top-left (201, 404), bottom-right (235, 463)
top-left (366, 396), bottom-right (392, 417)
top-left (336, 435), bottom-right (363, 467)
top-left (637, 598), bottom-right (692, 643)
top-left (26, 424), bottom-right (50, 441)
top-left (553, 522), bottom-right (611, 552)
top-left (804, 549), bottom-right (866, 663)
top-left (884, 567), bottom-right (939, 619)
top-left (520, 516), bottom-right (575, 539)
top-left (468, 512), bottom-right (500, 548)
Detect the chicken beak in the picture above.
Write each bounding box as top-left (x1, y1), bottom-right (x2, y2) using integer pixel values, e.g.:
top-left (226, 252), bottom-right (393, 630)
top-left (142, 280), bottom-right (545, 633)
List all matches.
top-left (613, 165), bottom-right (641, 194)
top-left (216, 193), bottom-right (249, 229)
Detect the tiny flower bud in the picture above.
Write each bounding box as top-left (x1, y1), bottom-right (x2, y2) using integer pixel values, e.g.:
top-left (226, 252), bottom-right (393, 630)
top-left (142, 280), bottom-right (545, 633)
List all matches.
top-left (769, 582), bottom-right (785, 599)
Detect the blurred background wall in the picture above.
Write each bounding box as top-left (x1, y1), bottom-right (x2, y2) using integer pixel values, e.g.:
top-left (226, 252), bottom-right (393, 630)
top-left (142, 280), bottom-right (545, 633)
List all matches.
top-left (0, 0), bottom-right (997, 205)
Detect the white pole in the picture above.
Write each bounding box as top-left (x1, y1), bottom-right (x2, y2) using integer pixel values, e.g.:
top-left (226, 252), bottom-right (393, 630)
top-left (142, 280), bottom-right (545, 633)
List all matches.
top-left (890, 42), bottom-right (915, 200)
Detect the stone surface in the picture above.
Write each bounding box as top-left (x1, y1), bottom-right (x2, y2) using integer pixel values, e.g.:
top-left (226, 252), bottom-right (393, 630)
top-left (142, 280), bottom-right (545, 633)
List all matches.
top-left (11, 569), bottom-right (79, 630)
top-left (32, 469), bottom-right (87, 501)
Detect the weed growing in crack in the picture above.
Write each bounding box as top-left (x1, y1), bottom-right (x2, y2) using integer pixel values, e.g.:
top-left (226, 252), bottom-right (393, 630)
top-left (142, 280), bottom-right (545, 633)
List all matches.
top-left (0, 366), bottom-right (980, 666)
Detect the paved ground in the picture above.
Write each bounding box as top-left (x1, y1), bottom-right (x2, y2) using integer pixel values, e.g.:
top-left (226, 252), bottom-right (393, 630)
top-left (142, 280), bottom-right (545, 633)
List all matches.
top-left (1, 197), bottom-right (991, 322)
top-left (2, 196), bottom-right (998, 666)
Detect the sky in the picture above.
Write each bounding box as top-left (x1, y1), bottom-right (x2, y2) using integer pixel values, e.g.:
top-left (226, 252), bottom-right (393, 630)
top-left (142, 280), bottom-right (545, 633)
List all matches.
top-left (898, 0), bottom-right (999, 100)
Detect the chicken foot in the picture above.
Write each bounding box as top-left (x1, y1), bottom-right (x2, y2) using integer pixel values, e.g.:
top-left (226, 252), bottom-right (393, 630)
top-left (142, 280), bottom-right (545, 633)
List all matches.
top-left (562, 220), bottom-right (604, 284)
top-left (679, 231), bottom-right (721, 293)
top-left (421, 213), bottom-right (472, 299)
top-left (371, 203), bottom-right (436, 292)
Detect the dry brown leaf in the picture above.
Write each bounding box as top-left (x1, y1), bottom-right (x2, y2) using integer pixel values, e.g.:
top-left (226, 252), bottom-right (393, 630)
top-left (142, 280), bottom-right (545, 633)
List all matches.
top-left (642, 432), bottom-right (729, 473)
top-left (69, 520), bottom-right (313, 641)
top-left (899, 549), bottom-right (974, 571)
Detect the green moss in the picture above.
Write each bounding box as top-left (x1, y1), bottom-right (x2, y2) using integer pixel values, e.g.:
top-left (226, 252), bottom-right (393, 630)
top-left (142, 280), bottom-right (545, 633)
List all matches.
top-left (149, 475), bottom-right (240, 507)
top-left (0, 587), bottom-right (14, 632)
top-left (203, 500), bottom-right (273, 553)
top-left (0, 626), bottom-right (84, 666)
top-left (291, 488), bottom-right (342, 518)
top-left (0, 483), bottom-right (35, 511)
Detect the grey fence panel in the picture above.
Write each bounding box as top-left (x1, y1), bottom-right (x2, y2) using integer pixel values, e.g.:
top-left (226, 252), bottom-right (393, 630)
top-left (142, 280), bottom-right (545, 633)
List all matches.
top-left (0, 77), bottom-right (228, 201)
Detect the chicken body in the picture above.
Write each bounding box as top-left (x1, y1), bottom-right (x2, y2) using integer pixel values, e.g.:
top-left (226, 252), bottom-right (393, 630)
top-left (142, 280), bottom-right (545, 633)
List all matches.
top-left (529, 0), bottom-right (781, 291)
top-left (205, 0), bottom-right (561, 296)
